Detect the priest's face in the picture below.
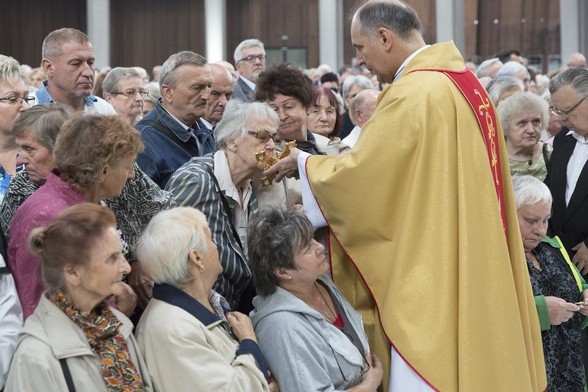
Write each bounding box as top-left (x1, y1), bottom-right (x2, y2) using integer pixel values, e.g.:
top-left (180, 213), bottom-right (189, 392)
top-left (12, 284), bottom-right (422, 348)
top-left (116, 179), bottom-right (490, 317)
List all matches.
top-left (351, 19), bottom-right (395, 84)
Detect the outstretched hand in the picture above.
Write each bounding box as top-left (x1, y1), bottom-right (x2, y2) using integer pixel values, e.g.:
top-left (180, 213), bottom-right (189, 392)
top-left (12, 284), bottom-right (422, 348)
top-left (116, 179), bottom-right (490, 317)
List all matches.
top-left (263, 148), bottom-right (302, 182)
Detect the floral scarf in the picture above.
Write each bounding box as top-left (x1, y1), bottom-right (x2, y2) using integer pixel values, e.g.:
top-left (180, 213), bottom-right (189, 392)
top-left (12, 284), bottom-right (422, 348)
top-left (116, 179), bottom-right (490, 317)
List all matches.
top-left (49, 290), bottom-right (145, 391)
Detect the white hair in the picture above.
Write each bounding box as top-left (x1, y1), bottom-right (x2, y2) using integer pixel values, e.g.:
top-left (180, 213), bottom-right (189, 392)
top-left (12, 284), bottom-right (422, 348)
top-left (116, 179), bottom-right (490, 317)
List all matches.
top-left (512, 175), bottom-right (552, 210)
top-left (137, 207), bottom-right (210, 286)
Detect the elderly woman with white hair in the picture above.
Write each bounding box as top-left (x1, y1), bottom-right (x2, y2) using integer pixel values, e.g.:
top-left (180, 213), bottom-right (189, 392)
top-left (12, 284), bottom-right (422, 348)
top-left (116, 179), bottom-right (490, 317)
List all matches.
top-left (513, 175), bottom-right (588, 391)
top-left (498, 92), bottom-right (551, 181)
top-left (166, 99), bottom-right (279, 312)
top-left (135, 207), bottom-right (275, 391)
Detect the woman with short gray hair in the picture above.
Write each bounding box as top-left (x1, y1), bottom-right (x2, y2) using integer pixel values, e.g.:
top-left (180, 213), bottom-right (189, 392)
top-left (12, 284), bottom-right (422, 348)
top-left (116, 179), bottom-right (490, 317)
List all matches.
top-left (103, 67), bottom-right (145, 125)
top-left (498, 92), bottom-right (551, 180)
top-left (135, 207), bottom-right (274, 391)
top-left (513, 175), bottom-right (588, 391)
top-left (166, 99), bottom-right (280, 312)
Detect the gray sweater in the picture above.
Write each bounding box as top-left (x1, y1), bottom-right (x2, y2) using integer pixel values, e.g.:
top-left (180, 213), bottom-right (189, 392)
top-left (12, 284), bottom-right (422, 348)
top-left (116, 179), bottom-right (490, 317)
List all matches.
top-left (250, 275), bottom-right (369, 392)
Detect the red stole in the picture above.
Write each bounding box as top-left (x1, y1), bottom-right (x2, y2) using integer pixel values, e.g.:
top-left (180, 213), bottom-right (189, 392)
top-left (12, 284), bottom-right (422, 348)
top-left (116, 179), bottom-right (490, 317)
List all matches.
top-left (410, 68), bottom-right (508, 237)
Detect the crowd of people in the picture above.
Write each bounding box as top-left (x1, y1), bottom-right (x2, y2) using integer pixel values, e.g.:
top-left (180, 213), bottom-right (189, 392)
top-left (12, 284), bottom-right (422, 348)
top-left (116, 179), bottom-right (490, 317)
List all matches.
top-left (0, 0), bottom-right (587, 391)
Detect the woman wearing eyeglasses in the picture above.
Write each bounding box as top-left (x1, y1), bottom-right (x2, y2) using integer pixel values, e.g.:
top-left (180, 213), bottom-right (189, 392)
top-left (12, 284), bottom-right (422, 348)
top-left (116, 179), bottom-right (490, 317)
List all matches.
top-left (166, 100), bottom-right (279, 313)
top-left (249, 208), bottom-right (383, 392)
top-left (0, 55), bottom-right (31, 204)
top-left (103, 67), bottom-right (146, 126)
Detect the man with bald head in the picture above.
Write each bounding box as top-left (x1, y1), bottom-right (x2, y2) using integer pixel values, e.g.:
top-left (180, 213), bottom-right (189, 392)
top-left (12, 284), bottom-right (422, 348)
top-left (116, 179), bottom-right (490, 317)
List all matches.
top-left (341, 89), bottom-right (378, 148)
top-left (567, 52), bottom-right (587, 69)
top-left (265, 1), bottom-right (546, 390)
top-left (201, 63), bottom-right (233, 132)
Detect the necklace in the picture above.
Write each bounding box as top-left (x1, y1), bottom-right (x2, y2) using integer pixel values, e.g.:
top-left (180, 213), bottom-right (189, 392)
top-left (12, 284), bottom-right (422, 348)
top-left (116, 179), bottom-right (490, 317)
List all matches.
top-left (315, 282), bottom-right (337, 323)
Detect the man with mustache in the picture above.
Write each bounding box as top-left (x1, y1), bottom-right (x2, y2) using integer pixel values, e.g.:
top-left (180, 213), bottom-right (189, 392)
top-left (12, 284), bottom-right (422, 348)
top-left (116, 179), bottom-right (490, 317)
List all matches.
top-left (33, 28), bottom-right (115, 115)
top-left (233, 39), bottom-right (266, 103)
top-left (135, 51), bottom-right (214, 188)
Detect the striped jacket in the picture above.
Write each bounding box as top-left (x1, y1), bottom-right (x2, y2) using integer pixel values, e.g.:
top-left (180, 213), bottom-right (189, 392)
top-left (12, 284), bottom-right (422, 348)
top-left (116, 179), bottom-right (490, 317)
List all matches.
top-left (166, 155), bottom-right (257, 309)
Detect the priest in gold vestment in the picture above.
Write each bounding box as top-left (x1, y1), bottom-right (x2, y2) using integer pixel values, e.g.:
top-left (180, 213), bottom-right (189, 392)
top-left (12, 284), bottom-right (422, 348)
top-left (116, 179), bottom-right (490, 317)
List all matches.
top-left (265, 1), bottom-right (547, 391)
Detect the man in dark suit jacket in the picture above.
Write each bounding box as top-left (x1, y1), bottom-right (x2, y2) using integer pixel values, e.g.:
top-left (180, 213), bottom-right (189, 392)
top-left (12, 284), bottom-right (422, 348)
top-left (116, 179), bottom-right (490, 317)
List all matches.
top-left (545, 67), bottom-right (588, 273)
top-left (232, 39), bottom-right (266, 102)
top-left (544, 66), bottom-right (588, 381)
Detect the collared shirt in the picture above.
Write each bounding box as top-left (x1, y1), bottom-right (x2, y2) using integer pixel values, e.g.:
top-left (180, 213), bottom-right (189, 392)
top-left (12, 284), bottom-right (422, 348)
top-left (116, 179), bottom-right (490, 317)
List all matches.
top-left (393, 45), bottom-right (430, 82)
top-left (214, 151), bottom-right (253, 254)
top-left (565, 130), bottom-right (588, 205)
top-left (135, 101), bottom-right (201, 188)
top-left (161, 106), bottom-right (211, 153)
top-left (239, 75), bottom-right (256, 92)
top-left (33, 80), bottom-right (116, 115)
top-left (200, 118), bottom-right (214, 131)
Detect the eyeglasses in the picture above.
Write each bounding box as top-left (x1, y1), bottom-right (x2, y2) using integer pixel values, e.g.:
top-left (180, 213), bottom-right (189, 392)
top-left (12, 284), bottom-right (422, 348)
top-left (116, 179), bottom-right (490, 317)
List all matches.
top-left (550, 97), bottom-right (585, 117)
top-left (248, 130), bottom-right (281, 144)
top-left (0, 95), bottom-right (35, 105)
top-left (238, 54), bottom-right (266, 63)
top-left (110, 89), bottom-right (148, 98)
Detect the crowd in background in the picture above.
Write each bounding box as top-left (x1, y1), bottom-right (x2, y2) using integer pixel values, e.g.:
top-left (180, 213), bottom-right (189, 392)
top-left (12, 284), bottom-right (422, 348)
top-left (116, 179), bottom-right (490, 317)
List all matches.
top-left (0, 1), bottom-right (587, 390)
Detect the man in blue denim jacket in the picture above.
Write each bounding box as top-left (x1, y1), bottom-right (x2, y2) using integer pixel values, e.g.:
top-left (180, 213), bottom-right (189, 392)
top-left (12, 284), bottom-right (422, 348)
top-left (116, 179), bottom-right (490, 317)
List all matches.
top-left (135, 51), bottom-right (215, 188)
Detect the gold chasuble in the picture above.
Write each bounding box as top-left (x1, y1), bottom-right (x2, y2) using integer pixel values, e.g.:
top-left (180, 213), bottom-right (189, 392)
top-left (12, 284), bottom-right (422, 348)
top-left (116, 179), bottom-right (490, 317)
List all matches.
top-left (305, 42), bottom-right (546, 391)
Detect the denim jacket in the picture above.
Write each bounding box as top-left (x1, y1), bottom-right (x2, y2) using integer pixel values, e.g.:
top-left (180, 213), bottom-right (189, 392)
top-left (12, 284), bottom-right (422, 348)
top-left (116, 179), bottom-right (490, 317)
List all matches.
top-left (135, 100), bottom-right (208, 188)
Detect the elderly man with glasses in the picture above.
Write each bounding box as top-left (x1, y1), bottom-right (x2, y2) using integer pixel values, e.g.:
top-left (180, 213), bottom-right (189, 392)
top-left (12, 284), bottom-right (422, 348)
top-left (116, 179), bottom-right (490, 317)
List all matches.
top-left (232, 39), bottom-right (266, 102)
top-left (103, 67), bottom-right (147, 125)
top-left (545, 66), bottom-right (588, 383)
top-left (546, 67), bottom-right (588, 272)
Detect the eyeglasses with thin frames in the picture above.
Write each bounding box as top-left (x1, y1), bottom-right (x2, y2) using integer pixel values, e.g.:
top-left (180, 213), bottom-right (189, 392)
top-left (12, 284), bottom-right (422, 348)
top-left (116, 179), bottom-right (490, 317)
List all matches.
top-left (550, 97), bottom-right (585, 117)
top-left (238, 54), bottom-right (266, 63)
top-left (110, 89), bottom-right (148, 98)
top-left (0, 95), bottom-right (35, 105)
top-left (248, 130), bottom-right (282, 144)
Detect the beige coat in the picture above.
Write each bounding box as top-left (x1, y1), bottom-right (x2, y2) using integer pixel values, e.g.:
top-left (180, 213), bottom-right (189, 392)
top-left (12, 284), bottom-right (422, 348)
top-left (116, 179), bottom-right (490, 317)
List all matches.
top-left (136, 297), bottom-right (269, 392)
top-left (5, 294), bottom-right (153, 392)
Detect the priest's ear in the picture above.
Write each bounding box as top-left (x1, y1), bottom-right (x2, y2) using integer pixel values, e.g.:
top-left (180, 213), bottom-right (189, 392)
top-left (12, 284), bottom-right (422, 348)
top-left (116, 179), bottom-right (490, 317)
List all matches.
top-left (377, 27), bottom-right (394, 51)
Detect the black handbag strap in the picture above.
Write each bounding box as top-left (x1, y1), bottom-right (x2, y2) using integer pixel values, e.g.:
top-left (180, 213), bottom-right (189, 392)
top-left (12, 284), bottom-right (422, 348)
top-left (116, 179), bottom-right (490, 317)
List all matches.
top-left (59, 358), bottom-right (76, 392)
top-left (142, 119), bottom-right (200, 156)
top-left (206, 166), bottom-right (243, 249)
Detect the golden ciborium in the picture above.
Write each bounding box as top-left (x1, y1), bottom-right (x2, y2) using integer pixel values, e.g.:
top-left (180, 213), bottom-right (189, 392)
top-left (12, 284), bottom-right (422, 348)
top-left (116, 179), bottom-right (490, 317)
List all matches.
top-left (255, 140), bottom-right (297, 187)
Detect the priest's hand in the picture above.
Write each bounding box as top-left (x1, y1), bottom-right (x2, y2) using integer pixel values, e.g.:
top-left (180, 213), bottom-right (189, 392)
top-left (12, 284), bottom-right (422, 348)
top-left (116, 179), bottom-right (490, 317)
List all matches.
top-left (572, 241), bottom-right (588, 274)
top-left (545, 296), bottom-right (579, 325)
top-left (264, 148), bottom-right (301, 182)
